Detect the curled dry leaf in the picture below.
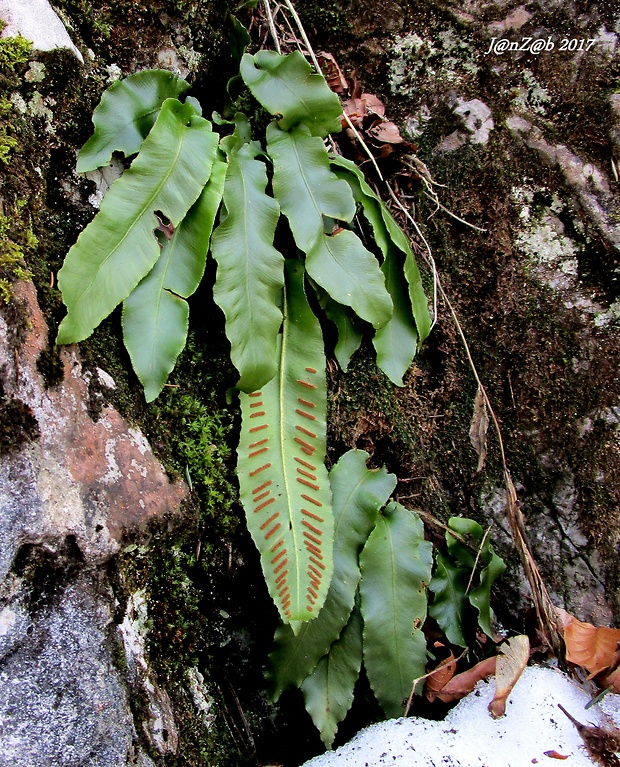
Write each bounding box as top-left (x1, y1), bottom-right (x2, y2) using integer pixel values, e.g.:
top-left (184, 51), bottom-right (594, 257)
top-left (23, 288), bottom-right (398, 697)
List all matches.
top-left (318, 51), bottom-right (348, 94)
top-left (436, 656), bottom-right (496, 703)
top-left (469, 385), bottom-right (489, 474)
top-left (543, 750), bottom-right (570, 760)
top-left (425, 652), bottom-right (457, 703)
top-left (557, 608), bottom-right (620, 679)
top-left (488, 635), bottom-right (530, 718)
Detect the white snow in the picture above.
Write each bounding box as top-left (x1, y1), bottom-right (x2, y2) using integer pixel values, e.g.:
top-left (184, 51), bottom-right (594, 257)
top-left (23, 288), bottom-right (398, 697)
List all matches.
top-left (302, 666), bottom-right (620, 767)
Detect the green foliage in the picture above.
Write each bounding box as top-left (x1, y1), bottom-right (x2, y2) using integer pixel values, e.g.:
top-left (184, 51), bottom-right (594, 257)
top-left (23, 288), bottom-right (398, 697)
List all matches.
top-left (56, 50), bottom-right (430, 635)
top-left (359, 502), bottom-right (432, 718)
top-left (57, 98), bottom-right (219, 347)
top-left (238, 260), bottom-right (333, 623)
top-left (270, 452), bottom-right (506, 746)
top-left (429, 517), bottom-right (507, 645)
top-left (77, 70), bottom-right (191, 173)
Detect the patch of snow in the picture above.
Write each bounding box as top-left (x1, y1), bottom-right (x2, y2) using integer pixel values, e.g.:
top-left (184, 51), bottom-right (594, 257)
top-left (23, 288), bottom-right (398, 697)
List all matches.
top-left (302, 666), bottom-right (620, 767)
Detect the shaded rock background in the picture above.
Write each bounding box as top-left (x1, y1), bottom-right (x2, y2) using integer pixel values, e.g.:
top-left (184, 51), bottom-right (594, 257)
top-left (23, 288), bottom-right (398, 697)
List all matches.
top-left (0, 0), bottom-right (619, 766)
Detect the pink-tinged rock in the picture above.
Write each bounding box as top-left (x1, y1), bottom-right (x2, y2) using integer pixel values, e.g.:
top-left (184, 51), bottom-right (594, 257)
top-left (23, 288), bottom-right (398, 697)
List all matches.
top-left (0, 281), bottom-right (187, 576)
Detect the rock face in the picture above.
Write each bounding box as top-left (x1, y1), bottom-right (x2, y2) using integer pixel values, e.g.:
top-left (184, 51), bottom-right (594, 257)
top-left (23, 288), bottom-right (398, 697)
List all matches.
top-left (0, 284), bottom-right (187, 765)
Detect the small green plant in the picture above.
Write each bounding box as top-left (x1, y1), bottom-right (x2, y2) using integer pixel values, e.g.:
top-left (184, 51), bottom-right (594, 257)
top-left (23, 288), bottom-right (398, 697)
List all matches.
top-left (54, 23), bottom-right (504, 746)
top-left (56, 47), bottom-right (430, 625)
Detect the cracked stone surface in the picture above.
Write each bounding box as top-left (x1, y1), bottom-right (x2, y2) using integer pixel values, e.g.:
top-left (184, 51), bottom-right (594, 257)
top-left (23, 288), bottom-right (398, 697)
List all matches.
top-left (0, 283), bottom-right (187, 765)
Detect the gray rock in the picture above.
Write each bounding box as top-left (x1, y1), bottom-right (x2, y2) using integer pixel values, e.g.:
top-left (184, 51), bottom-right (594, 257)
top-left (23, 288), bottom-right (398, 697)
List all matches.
top-left (0, 0), bottom-right (83, 62)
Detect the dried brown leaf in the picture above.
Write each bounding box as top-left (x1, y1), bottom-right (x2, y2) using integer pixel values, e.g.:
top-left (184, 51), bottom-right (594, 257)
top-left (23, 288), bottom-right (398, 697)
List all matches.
top-left (360, 93), bottom-right (385, 117)
top-left (543, 750), bottom-right (570, 759)
top-left (437, 656), bottom-right (497, 703)
top-left (469, 385), bottom-right (489, 473)
top-left (425, 653), bottom-right (457, 703)
top-left (368, 121), bottom-right (403, 144)
top-left (557, 609), bottom-right (620, 677)
top-left (318, 51), bottom-right (348, 94)
top-left (488, 635), bottom-right (530, 718)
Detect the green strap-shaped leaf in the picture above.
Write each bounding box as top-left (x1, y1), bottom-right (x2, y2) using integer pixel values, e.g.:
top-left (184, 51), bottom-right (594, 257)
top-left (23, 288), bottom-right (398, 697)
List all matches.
top-left (57, 100), bottom-right (218, 345)
top-left (211, 143), bottom-right (284, 393)
top-left (360, 501), bottom-right (433, 718)
top-left (77, 70), bottom-right (191, 172)
top-left (428, 550), bottom-right (469, 647)
top-left (300, 602), bottom-right (363, 749)
top-left (306, 231), bottom-right (393, 330)
top-left (267, 123), bottom-right (354, 251)
top-left (238, 261), bottom-right (333, 624)
top-left (331, 155), bottom-right (431, 345)
top-left (267, 124), bottom-right (392, 328)
top-left (373, 248), bottom-right (419, 385)
top-left (121, 159), bottom-right (227, 401)
top-left (268, 449), bottom-right (396, 698)
top-left (240, 50), bottom-right (343, 138)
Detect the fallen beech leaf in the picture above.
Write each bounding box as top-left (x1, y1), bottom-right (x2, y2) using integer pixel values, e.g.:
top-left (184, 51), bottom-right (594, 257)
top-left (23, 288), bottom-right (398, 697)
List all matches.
top-left (437, 656), bottom-right (496, 703)
top-left (489, 635), bottom-right (530, 718)
top-left (368, 121), bottom-right (403, 144)
top-left (360, 93), bottom-right (385, 117)
top-left (469, 385), bottom-right (489, 473)
top-left (426, 653), bottom-right (457, 703)
top-left (600, 667), bottom-right (620, 694)
top-left (543, 750), bottom-right (570, 759)
top-left (558, 609), bottom-right (620, 677)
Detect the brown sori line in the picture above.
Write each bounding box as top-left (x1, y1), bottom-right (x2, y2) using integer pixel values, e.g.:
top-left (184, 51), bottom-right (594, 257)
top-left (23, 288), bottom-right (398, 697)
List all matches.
top-left (249, 401), bottom-right (264, 409)
top-left (271, 539), bottom-right (284, 552)
top-left (302, 519), bottom-right (323, 536)
top-left (298, 398), bottom-right (316, 408)
top-left (249, 438), bottom-right (269, 449)
top-left (255, 497), bottom-right (276, 513)
top-left (271, 549), bottom-right (287, 565)
top-left (296, 477), bottom-right (320, 491)
top-left (308, 564), bottom-right (323, 580)
top-left (303, 531), bottom-right (322, 546)
top-left (249, 410), bottom-right (266, 418)
top-left (278, 585), bottom-right (289, 598)
top-left (308, 586), bottom-right (319, 600)
top-left (253, 479), bottom-right (272, 494)
top-left (309, 578), bottom-right (321, 592)
top-left (295, 456), bottom-right (317, 471)
top-left (305, 367), bottom-right (318, 374)
top-left (249, 423), bottom-right (268, 433)
top-left (275, 569), bottom-right (288, 584)
top-left (301, 493), bottom-right (322, 507)
top-left (253, 490), bottom-right (270, 502)
top-left (295, 425), bottom-right (317, 439)
top-left (304, 541), bottom-right (322, 557)
top-left (249, 447), bottom-right (269, 459)
top-left (260, 512), bottom-right (280, 530)
top-left (295, 408), bottom-right (317, 421)
top-left (309, 555), bottom-right (325, 569)
top-left (265, 523), bottom-right (282, 540)
top-left (249, 391), bottom-right (262, 398)
top-left (282, 595), bottom-right (291, 607)
top-left (297, 468), bottom-right (317, 481)
top-left (283, 602), bottom-right (291, 613)
top-left (306, 604), bottom-right (314, 612)
top-left (285, 609), bottom-right (292, 619)
top-left (294, 437), bottom-right (315, 455)
top-left (274, 557), bottom-right (289, 575)
top-left (297, 379), bottom-right (316, 390)
top-left (249, 462), bottom-right (271, 477)
top-left (302, 508), bottom-right (325, 523)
